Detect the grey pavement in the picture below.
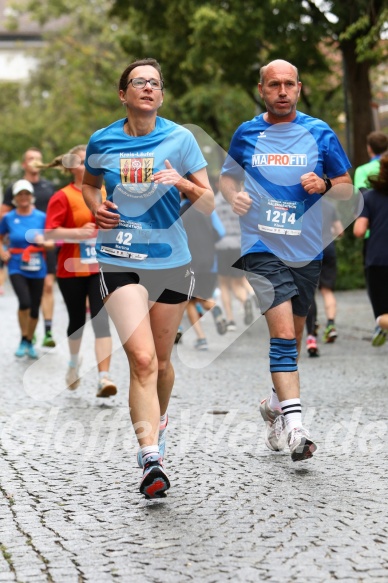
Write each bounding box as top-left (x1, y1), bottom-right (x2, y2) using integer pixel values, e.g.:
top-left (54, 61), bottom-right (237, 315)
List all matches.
top-left (0, 280), bottom-right (388, 582)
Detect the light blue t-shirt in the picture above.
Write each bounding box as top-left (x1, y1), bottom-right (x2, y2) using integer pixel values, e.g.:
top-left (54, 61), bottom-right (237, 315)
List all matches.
top-left (221, 112), bottom-right (351, 263)
top-left (85, 116), bottom-right (207, 270)
top-left (0, 209), bottom-right (47, 278)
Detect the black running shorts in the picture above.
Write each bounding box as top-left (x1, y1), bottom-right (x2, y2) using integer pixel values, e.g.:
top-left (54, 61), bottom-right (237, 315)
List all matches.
top-left (99, 262), bottom-right (195, 304)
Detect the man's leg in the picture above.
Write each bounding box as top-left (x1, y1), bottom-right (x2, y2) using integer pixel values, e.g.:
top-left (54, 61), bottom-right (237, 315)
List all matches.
top-left (263, 302), bottom-right (317, 461)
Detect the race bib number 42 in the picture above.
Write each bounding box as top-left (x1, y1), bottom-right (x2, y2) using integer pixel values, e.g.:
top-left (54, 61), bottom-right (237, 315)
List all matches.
top-left (258, 198), bottom-right (304, 236)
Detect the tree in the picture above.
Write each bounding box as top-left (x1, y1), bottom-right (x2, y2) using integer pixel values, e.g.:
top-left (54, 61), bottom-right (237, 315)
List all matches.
top-left (110, 0), bottom-right (387, 166)
top-left (301, 0), bottom-right (387, 166)
top-left (0, 0), bottom-right (129, 183)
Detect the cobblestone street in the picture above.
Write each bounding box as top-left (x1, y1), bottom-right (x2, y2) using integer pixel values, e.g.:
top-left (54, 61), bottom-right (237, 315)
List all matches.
top-left (0, 282), bottom-right (387, 582)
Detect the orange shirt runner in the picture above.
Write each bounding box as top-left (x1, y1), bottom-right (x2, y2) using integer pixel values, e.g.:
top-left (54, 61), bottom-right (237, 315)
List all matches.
top-left (45, 183), bottom-right (99, 277)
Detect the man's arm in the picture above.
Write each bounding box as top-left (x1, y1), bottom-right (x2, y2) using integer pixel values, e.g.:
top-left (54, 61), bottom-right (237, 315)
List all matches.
top-left (300, 171), bottom-right (353, 200)
top-left (219, 175), bottom-right (252, 216)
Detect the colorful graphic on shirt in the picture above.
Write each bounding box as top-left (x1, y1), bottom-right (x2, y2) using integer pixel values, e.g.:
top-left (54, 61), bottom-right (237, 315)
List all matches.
top-left (119, 157), bottom-right (157, 198)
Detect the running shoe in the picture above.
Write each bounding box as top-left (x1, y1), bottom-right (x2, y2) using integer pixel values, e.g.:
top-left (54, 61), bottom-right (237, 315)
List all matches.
top-left (372, 326), bottom-right (387, 347)
top-left (137, 416), bottom-right (168, 468)
top-left (27, 344), bottom-right (38, 359)
top-left (42, 331), bottom-right (56, 348)
top-left (212, 305), bottom-right (227, 335)
top-left (174, 325), bottom-right (183, 344)
top-left (244, 298), bottom-right (254, 325)
top-left (259, 397), bottom-right (287, 451)
top-left (322, 324), bottom-right (337, 344)
top-left (139, 455), bottom-right (170, 499)
top-left (66, 361), bottom-right (81, 390)
top-left (226, 320), bottom-right (237, 332)
top-left (288, 426), bottom-right (317, 462)
top-left (15, 340), bottom-right (28, 358)
top-left (306, 335), bottom-right (319, 357)
top-left (194, 337), bottom-right (208, 351)
top-left (96, 376), bottom-right (117, 398)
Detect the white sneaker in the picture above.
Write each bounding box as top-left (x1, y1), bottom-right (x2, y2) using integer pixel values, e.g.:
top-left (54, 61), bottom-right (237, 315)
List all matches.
top-left (66, 360), bottom-right (81, 390)
top-left (259, 398), bottom-right (287, 451)
top-left (287, 426), bottom-right (317, 462)
top-left (96, 376), bottom-right (117, 398)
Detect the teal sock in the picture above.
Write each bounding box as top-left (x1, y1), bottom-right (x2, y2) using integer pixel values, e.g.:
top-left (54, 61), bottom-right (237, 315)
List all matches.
top-left (69, 353), bottom-right (79, 367)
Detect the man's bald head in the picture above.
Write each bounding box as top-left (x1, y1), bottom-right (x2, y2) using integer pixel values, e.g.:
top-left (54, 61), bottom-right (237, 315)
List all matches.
top-left (260, 60), bottom-right (299, 85)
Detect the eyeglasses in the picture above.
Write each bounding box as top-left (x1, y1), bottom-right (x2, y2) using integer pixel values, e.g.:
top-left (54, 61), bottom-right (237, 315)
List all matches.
top-left (126, 78), bottom-right (164, 90)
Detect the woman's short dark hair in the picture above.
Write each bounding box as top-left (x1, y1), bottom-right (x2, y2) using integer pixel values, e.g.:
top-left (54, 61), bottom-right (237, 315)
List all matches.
top-left (119, 58), bottom-right (164, 92)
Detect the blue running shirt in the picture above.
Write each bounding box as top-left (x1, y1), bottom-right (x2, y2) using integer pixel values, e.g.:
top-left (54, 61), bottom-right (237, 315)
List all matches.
top-left (221, 112), bottom-right (351, 263)
top-left (0, 209), bottom-right (47, 278)
top-left (85, 116), bottom-right (207, 270)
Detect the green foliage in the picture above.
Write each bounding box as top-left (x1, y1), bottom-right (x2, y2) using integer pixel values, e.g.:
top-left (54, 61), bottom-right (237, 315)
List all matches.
top-left (0, 0), bottom-right (129, 184)
top-left (336, 228), bottom-right (365, 290)
top-left (110, 0), bottom-right (386, 166)
top-left (0, 0), bottom-right (384, 294)
top-left (340, 8), bottom-right (388, 63)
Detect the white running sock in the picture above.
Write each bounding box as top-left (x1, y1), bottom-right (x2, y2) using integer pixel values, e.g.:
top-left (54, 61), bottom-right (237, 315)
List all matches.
top-left (141, 445), bottom-right (160, 466)
top-left (269, 387), bottom-right (280, 410)
top-left (279, 398), bottom-right (302, 432)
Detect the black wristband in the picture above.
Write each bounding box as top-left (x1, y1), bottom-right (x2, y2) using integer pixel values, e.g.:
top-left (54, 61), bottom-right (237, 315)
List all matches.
top-left (323, 177), bottom-right (332, 194)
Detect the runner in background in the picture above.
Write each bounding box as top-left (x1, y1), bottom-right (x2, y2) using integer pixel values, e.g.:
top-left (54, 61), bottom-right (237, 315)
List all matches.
top-left (179, 191), bottom-right (226, 350)
top-left (214, 185), bottom-right (254, 331)
top-left (1, 147), bottom-right (57, 348)
top-left (44, 145), bottom-right (116, 397)
top-left (0, 180), bottom-right (53, 358)
top-left (354, 151), bottom-right (388, 347)
top-left (305, 198), bottom-right (344, 356)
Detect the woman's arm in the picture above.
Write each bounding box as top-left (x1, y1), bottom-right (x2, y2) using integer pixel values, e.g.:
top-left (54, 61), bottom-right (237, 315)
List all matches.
top-left (353, 216), bottom-right (369, 238)
top-left (82, 169), bottom-right (120, 229)
top-left (152, 161), bottom-right (214, 215)
top-left (0, 235), bottom-right (10, 262)
top-left (45, 224), bottom-right (96, 242)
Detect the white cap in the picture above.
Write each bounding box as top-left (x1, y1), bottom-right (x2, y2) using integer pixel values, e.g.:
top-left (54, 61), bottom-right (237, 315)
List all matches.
top-left (12, 179), bottom-right (34, 196)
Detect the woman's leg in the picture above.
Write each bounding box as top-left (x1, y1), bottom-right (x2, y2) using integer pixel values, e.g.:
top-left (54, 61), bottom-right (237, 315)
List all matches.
top-left (218, 275), bottom-right (234, 321)
top-left (9, 274), bottom-right (31, 339)
top-left (186, 298), bottom-right (206, 340)
top-left (87, 274), bottom-right (112, 374)
top-left (57, 277), bottom-right (88, 355)
top-left (27, 277), bottom-right (45, 341)
top-left (104, 284), bottom-right (160, 447)
top-left (149, 300), bottom-right (188, 416)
